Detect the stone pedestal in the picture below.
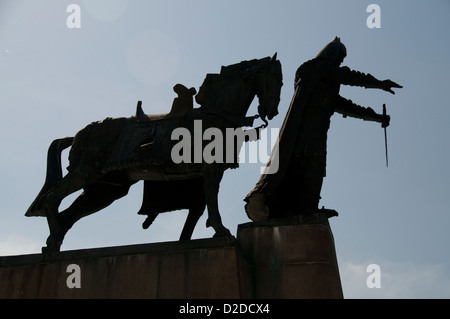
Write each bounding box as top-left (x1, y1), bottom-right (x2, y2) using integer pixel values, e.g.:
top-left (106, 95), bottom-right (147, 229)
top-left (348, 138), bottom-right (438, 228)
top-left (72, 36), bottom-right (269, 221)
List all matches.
top-left (0, 213), bottom-right (342, 299)
top-left (237, 214), bottom-right (343, 298)
top-left (0, 238), bottom-right (251, 299)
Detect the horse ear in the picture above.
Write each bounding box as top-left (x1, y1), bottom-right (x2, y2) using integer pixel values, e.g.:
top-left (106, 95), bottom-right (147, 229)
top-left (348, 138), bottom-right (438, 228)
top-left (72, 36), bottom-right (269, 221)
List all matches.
top-left (270, 52), bottom-right (277, 62)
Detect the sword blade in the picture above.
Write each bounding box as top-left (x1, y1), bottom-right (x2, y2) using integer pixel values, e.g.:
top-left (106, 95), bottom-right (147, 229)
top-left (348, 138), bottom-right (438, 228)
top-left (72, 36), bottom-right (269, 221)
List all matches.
top-left (384, 126), bottom-right (388, 167)
top-left (383, 104), bottom-right (388, 167)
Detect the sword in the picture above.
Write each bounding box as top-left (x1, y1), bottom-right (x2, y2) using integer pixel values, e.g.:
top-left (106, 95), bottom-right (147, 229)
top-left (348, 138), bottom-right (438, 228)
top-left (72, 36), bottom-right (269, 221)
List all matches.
top-left (382, 104), bottom-right (388, 167)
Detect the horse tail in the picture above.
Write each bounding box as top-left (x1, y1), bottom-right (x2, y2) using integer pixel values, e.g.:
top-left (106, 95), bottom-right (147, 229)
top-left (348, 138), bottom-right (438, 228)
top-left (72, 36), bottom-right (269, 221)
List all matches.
top-left (25, 137), bottom-right (74, 217)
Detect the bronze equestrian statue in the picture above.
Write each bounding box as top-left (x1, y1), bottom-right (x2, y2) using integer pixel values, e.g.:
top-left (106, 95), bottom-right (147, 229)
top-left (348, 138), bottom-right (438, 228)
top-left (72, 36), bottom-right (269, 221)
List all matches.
top-left (245, 38), bottom-right (402, 221)
top-left (26, 55), bottom-right (283, 252)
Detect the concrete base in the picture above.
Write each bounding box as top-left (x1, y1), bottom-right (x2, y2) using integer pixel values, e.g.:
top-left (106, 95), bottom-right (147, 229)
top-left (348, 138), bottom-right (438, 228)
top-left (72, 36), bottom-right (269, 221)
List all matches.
top-left (0, 238), bottom-right (251, 299)
top-left (238, 214), bottom-right (343, 299)
top-left (0, 214), bottom-right (342, 299)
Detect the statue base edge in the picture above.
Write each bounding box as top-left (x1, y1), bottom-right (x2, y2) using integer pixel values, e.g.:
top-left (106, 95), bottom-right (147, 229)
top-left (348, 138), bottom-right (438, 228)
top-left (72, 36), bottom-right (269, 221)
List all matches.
top-left (0, 213), bottom-right (343, 299)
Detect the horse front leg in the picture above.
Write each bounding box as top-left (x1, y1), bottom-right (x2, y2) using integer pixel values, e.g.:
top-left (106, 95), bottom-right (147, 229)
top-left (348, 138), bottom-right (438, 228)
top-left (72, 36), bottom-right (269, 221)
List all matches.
top-left (203, 165), bottom-right (231, 238)
top-left (179, 201), bottom-right (206, 241)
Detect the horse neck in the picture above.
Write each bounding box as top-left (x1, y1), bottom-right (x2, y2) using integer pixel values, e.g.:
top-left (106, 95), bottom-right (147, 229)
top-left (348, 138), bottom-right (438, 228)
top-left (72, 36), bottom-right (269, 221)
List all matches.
top-left (204, 77), bottom-right (256, 119)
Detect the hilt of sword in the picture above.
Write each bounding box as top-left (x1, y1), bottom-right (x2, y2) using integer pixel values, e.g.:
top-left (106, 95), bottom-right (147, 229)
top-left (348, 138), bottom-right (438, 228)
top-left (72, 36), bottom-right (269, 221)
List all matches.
top-left (381, 103), bottom-right (390, 128)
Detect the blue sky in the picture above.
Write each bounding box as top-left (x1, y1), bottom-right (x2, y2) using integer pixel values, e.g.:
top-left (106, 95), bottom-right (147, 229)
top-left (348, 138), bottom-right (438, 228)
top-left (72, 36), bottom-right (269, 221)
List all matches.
top-left (1, 0), bottom-right (450, 298)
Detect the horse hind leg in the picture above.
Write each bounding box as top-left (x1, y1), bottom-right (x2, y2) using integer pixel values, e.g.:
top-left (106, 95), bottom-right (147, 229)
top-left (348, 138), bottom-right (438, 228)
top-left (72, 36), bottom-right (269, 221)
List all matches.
top-left (42, 170), bottom-right (98, 253)
top-left (26, 137), bottom-right (74, 217)
top-left (57, 182), bottom-right (133, 244)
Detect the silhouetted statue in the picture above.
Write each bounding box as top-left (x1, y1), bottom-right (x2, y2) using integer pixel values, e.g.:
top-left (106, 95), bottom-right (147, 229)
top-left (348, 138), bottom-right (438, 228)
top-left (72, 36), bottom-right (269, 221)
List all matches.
top-left (245, 37), bottom-right (402, 221)
top-left (26, 55), bottom-right (283, 252)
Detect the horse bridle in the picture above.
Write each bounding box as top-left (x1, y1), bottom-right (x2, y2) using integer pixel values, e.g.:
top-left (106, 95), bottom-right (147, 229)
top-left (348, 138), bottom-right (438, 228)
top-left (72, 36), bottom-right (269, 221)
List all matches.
top-left (254, 61), bottom-right (281, 129)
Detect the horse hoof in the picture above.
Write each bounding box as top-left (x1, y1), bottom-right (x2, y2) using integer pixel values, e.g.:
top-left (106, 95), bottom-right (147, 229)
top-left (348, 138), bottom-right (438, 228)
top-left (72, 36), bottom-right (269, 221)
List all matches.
top-left (42, 245), bottom-right (61, 254)
top-left (213, 228), bottom-right (232, 238)
top-left (44, 234), bottom-right (63, 253)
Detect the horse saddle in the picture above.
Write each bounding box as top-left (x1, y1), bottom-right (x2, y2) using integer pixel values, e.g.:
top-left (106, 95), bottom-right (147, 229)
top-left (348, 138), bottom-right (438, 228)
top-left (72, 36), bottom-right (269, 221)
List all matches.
top-left (135, 83), bottom-right (197, 122)
top-left (103, 84), bottom-right (196, 172)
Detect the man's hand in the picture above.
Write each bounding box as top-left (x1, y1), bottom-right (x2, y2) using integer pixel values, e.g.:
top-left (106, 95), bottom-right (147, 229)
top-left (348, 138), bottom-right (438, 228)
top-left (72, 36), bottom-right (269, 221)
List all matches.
top-left (381, 80), bottom-right (403, 94)
top-left (381, 113), bottom-right (390, 128)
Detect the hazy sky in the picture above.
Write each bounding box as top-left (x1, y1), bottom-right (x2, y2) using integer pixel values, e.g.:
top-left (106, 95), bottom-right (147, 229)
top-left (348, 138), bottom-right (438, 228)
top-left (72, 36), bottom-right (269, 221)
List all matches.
top-left (1, 0), bottom-right (449, 298)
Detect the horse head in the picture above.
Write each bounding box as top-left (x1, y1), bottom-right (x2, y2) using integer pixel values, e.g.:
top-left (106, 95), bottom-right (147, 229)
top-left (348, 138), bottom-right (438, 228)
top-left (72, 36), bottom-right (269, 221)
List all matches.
top-left (195, 55), bottom-right (283, 125)
top-left (254, 53), bottom-right (283, 121)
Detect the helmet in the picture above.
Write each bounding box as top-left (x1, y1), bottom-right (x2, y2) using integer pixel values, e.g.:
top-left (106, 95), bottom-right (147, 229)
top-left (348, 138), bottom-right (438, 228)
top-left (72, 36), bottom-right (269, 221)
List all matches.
top-left (315, 36), bottom-right (347, 66)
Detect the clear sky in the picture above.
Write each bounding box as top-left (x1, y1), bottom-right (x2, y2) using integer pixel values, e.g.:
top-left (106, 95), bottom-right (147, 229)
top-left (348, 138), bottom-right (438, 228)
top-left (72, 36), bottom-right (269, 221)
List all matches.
top-left (1, 0), bottom-right (449, 298)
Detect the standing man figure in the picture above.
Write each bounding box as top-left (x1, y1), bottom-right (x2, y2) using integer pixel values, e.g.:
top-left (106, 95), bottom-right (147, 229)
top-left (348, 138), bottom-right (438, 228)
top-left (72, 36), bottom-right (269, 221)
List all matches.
top-left (245, 37), bottom-right (402, 221)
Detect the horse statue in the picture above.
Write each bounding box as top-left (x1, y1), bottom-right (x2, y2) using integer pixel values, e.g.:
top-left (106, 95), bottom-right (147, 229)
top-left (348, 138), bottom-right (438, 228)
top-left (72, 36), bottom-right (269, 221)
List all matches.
top-left (26, 54), bottom-right (283, 252)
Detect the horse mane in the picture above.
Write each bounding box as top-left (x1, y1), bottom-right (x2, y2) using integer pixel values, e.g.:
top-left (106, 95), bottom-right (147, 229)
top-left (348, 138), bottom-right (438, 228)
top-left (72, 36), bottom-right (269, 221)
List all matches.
top-left (195, 57), bottom-right (272, 106)
top-left (220, 57), bottom-right (271, 77)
